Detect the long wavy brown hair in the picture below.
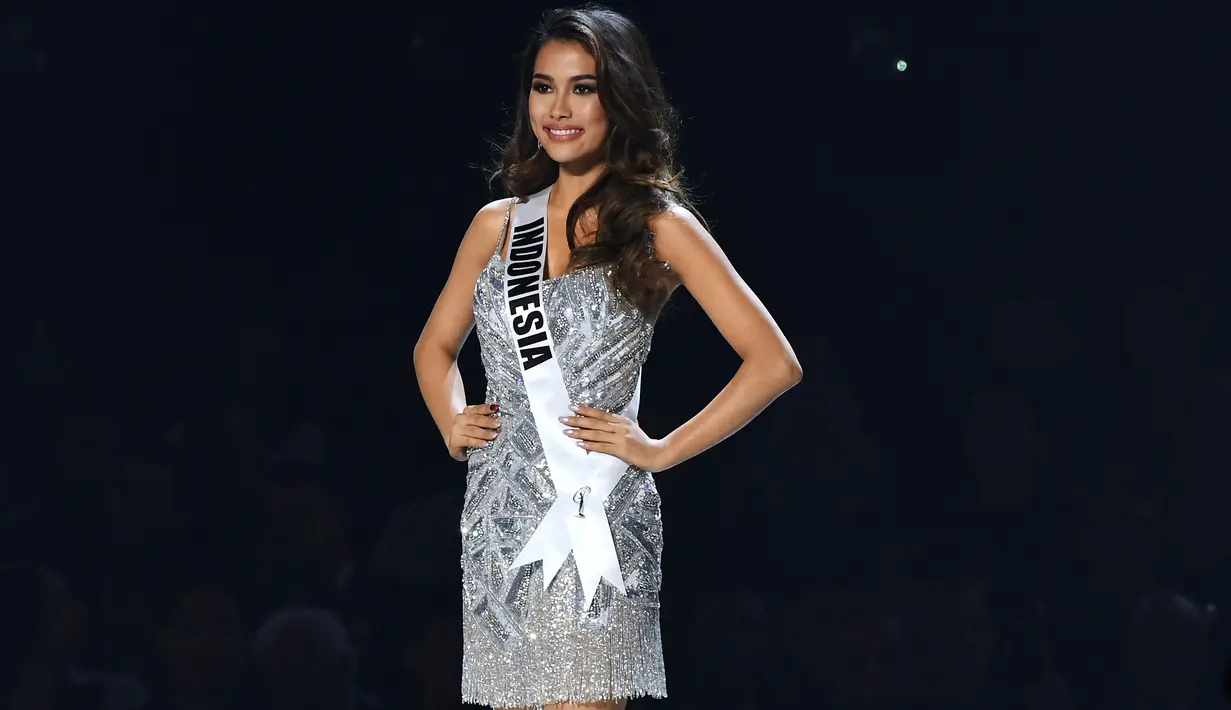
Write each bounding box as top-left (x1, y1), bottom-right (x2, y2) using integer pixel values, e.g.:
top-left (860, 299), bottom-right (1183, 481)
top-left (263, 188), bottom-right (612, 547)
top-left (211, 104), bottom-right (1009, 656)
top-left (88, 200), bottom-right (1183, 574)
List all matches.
top-left (490, 5), bottom-right (701, 318)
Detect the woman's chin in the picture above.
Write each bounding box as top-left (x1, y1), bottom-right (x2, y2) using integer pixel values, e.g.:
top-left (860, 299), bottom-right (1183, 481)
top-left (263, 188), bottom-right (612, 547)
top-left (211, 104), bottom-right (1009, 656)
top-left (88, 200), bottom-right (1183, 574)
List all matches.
top-left (547, 147), bottom-right (605, 172)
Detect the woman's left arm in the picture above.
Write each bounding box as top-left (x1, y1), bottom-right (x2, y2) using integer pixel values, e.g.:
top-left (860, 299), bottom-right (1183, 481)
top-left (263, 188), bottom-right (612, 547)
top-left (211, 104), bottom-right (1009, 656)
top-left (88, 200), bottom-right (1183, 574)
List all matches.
top-left (564, 206), bottom-right (802, 472)
top-left (646, 207), bottom-right (803, 470)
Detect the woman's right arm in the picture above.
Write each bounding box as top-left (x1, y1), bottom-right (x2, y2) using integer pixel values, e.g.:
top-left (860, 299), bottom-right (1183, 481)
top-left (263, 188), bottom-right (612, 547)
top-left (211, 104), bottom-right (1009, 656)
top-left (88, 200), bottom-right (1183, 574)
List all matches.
top-left (414, 198), bottom-right (510, 460)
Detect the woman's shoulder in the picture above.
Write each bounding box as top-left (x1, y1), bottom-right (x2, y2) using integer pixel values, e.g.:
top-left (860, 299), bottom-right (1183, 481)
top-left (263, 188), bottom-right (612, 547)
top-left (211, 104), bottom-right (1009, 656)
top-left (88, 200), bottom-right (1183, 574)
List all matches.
top-left (647, 201), bottom-right (712, 272)
top-left (472, 196), bottom-right (516, 230)
top-left (450, 197), bottom-right (517, 267)
top-left (460, 197), bottom-right (515, 246)
top-left (648, 202), bottom-right (706, 239)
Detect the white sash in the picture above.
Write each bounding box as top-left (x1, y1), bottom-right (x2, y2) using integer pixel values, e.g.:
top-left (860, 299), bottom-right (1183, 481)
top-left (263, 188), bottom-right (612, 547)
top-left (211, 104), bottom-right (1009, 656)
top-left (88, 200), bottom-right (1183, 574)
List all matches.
top-left (504, 186), bottom-right (638, 609)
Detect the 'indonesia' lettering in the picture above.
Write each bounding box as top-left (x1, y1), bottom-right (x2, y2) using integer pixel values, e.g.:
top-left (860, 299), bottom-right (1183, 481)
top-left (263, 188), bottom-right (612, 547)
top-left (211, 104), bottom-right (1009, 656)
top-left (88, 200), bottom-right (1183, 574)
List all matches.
top-left (506, 216), bottom-right (553, 370)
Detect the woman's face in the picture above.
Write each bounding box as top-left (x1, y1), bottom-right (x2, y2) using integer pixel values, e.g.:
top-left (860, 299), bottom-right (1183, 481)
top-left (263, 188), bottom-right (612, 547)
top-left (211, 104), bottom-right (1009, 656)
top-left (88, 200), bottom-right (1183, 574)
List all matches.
top-left (528, 39), bottom-right (610, 169)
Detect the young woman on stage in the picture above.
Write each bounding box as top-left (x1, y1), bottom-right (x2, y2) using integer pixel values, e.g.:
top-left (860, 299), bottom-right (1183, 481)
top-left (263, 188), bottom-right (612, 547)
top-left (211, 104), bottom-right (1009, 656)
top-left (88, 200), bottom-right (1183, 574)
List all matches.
top-left (414, 6), bottom-right (802, 708)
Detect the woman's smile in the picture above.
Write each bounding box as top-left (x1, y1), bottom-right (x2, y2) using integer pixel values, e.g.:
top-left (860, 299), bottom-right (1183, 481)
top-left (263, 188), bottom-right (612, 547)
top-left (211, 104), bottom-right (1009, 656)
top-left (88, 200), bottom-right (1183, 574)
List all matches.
top-left (545, 125), bottom-right (585, 141)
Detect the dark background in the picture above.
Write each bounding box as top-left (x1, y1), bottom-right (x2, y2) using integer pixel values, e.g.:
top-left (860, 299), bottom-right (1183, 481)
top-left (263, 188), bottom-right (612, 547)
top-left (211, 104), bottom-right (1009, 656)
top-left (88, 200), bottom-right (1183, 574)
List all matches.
top-left (3, 0), bottom-right (1228, 708)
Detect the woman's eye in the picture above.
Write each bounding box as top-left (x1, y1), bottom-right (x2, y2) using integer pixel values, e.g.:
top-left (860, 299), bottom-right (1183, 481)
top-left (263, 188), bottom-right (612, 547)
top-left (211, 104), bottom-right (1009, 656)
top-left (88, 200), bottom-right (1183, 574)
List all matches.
top-left (574, 84), bottom-right (596, 95)
top-left (532, 83), bottom-right (552, 94)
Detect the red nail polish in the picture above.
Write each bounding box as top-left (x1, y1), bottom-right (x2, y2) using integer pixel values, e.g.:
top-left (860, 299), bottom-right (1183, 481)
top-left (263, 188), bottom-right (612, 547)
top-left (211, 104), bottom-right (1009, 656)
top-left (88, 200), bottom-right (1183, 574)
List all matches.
top-left (491, 404), bottom-right (499, 413)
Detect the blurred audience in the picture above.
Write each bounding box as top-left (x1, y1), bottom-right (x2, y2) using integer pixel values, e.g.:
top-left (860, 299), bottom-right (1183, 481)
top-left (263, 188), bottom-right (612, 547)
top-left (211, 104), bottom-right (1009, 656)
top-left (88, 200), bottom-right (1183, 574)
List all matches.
top-left (1, 566), bottom-right (147, 710)
top-left (148, 579), bottom-right (247, 710)
top-left (251, 608), bottom-right (368, 710)
top-left (1121, 589), bottom-right (1215, 710)
top-left (909, 577), bottom-right (1000, 709)
top-left (6, 276), bottom-right (1231, 710)
top-left (818, 592), bottom-right (909, 710)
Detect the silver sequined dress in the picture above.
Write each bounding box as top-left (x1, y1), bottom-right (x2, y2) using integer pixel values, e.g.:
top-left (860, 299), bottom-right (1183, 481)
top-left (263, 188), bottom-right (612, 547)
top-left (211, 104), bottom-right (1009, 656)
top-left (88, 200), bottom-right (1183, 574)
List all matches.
top-left (460, 202), bottom-right (667, 708)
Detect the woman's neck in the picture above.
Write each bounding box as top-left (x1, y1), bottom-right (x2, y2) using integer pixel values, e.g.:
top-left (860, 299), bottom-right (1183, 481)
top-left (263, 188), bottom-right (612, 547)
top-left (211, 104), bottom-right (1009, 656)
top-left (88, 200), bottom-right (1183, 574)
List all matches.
top-left (550, 160), bottom-right (607, 209)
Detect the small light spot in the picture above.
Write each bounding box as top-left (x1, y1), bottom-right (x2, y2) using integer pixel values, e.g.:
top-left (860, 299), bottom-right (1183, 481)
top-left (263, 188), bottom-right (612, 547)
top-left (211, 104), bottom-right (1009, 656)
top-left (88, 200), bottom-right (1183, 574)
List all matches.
top-left (896, 59), bottom-right (908, 71)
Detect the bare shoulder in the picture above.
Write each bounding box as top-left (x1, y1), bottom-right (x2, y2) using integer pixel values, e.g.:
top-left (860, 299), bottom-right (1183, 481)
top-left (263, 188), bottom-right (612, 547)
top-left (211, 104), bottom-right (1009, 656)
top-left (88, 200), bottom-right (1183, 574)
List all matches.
top-left (446, 196), bottom-right (512, 266)
top-left (466, 197), bottom-right (514, 246)
top-left (417, 197), bottom-right (515, 354)
top-left (649, 203), bottom-right (722, 267)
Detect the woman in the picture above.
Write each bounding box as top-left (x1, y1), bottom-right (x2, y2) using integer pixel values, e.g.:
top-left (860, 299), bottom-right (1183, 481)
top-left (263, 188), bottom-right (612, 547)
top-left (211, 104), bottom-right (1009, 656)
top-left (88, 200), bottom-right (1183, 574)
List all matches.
top-left (413, 6), bottom-right (802, 709)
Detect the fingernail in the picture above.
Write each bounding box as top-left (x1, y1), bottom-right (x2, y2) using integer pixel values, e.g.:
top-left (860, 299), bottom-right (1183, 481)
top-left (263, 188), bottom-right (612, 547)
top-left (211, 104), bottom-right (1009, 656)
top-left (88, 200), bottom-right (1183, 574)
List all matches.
top-left (490, 404), bottom-right (499, 413)
top-left (569, 404), bottom-right (580, 413)
top-left (563, 429), bottom-right (574, 436)
top-left (576, 441), bottom-right (586, 448)
top-left (558, 416), bottom-right (569, 424)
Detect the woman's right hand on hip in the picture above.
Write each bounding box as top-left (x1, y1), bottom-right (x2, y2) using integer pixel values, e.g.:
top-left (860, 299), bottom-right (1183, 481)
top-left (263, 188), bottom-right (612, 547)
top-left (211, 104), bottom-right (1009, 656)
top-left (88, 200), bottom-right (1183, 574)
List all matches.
top-left (449, 403), bottom-right (501, 461)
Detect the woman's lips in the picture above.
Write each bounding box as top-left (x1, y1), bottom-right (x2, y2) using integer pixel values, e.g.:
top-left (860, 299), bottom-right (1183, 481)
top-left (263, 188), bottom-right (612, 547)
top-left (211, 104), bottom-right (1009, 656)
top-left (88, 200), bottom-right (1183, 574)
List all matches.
top-left (546, 127), bottom-right (584, 141)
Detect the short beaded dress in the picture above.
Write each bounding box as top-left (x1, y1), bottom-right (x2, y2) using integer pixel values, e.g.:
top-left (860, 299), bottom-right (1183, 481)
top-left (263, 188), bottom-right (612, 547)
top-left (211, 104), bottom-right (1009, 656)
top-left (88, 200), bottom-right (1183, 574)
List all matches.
top-left (460, 198), bottom-right (668, 707)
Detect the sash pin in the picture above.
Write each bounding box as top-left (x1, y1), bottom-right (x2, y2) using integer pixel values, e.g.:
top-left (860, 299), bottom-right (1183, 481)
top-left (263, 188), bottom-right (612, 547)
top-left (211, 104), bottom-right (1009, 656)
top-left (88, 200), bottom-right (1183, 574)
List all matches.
top-left (572, 486), bottom-right (591, 518)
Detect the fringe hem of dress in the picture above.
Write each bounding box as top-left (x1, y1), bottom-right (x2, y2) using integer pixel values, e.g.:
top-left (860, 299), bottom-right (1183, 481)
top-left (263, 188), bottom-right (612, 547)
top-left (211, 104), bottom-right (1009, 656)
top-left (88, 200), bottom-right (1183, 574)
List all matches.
top-left (462, 688), bottom-right (668, 709)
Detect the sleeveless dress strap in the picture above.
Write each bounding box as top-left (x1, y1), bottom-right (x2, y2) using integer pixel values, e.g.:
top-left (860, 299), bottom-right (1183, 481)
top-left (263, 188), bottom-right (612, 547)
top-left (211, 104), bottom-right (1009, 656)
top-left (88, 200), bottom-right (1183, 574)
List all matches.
top-left (494, 198), bottom-right (515, 259)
